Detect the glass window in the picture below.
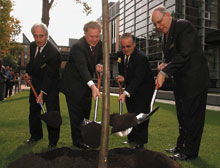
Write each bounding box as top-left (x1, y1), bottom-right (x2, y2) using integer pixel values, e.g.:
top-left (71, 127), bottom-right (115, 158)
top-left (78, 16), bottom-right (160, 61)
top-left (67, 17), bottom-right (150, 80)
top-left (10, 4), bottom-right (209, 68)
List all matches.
top-left (136, 27), bottom-right (147, 37)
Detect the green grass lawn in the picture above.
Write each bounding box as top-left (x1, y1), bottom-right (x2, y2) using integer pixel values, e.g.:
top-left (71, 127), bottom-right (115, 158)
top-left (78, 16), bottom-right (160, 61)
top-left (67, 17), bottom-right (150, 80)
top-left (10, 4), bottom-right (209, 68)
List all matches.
top-left (0, 90), bottom-right (220, 168)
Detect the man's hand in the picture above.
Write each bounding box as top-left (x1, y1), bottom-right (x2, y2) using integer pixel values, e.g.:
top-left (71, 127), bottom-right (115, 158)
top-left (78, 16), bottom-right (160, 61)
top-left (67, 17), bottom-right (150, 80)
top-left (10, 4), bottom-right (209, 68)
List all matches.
top-left (116, 75), bottom-right (125, 83)
top-left (156, 72), bottom-right (166, 88)
top-left (158, 63), bottom-right (167, 71)
top-left (91, 84), bottom-right (101, 100)
top-left (118, 93), bottom-right (126, 103)
top-left (36, 92), bottom-right (44, 104)
top-left (24, 73), bottom-right (31, 80)
top-left (96, 64), bottom-right (103, 73)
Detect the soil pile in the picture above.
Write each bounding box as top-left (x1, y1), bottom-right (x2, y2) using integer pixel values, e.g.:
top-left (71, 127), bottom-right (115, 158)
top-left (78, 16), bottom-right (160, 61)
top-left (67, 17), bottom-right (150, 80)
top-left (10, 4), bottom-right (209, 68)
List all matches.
top-left (8, 147), bottom-right (182, 168)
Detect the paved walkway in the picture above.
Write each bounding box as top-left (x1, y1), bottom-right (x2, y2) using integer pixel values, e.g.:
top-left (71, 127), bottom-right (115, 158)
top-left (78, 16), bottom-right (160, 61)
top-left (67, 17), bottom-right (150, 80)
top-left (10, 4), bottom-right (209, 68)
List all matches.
top-left (7, 85), bottom-right (220, 111)
top-left (110, 93), bottom-right (220, 111)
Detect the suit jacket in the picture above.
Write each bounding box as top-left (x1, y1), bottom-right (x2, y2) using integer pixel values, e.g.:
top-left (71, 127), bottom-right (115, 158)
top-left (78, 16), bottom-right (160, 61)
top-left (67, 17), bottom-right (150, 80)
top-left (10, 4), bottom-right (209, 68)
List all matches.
top-left (26, 41), bottom-right (61, 101)
top-left (117, 48), bottom-right (154, 113)
top-left (61, 36), bottom-right (102, 100)
top-left (162, 19), bottom-right (209, 99)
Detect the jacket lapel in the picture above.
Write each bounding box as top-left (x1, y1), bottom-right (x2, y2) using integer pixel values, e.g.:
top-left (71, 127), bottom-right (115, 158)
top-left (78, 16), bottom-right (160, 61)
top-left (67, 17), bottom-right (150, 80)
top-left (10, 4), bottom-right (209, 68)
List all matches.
top-left (164, 19), bottom-right (176, 56)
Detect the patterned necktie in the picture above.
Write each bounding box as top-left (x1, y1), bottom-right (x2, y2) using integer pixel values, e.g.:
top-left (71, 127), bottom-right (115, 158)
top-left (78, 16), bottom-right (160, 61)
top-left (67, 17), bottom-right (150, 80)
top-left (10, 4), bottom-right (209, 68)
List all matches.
top-left (91, 47), bottom-right (95, 57)
top-left (124, 55), bottom-right (129, 77)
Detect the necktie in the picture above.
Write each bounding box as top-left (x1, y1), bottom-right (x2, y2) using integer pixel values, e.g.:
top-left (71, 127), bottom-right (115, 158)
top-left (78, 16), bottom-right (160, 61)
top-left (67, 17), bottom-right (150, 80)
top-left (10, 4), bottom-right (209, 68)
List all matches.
top-left (35, 47), bottom-right (41, 61)
top-left (124, 55), bottom-right (129, 77)
top-left (91, 47), bottom-right (95, 57)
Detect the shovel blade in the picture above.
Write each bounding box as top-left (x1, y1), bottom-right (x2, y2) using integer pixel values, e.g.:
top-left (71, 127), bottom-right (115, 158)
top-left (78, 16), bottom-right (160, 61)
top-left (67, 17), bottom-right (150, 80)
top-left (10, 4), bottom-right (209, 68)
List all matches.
top-left (40, 111), bottom-right (62, 129)
top-left (110, 113), bottom-right (137, 134)
top-left (81, 121), bottom-right (101, 148)
top-left (114, 127), bottom-right (133, 137)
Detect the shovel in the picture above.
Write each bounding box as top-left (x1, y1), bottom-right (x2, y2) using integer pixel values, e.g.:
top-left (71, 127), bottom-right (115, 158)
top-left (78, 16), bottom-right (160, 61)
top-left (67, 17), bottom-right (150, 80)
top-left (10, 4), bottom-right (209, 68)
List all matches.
top-left (81, 71), bottom-right (102, 148)
top-left (111, 83), bottom-right (160, 134)
top-left (112, 79), bottom-right (132, 137)
top-left (24, 76), bottom-right (62, 129)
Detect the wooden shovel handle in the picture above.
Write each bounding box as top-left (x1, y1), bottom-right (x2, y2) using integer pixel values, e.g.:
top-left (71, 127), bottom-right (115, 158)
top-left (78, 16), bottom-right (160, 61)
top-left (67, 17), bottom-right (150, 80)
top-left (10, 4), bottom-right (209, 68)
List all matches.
top-left (23, 76), bottom-right (38, 98)
top-left (96, 71), bottom-right (102, 90)
top-left (116, 78), bottom-right (123, 95)
top-left (155, 82), bottom-right (159, 90)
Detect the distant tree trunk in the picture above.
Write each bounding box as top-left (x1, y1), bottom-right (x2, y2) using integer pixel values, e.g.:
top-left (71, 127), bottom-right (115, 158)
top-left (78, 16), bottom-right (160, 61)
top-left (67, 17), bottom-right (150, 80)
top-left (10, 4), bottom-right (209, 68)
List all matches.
top-left (41, 0), bottom-right (54, 27)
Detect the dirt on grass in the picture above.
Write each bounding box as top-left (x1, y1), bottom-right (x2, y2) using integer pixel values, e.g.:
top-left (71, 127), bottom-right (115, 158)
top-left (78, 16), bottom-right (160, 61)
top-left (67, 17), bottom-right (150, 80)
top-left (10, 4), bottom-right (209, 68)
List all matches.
top-left (8, 147), bottom-right (182, 168)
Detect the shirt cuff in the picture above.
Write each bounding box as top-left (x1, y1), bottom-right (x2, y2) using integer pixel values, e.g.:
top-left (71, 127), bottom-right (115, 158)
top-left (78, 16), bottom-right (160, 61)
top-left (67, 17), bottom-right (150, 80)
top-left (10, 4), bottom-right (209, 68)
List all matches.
top-left (123, 90), bottom-right (131, 97)
top-left (160, 70), bottom-right (168, 77)
top-left (40, 90), bottom-right (47, 95)
top-left (87, 80), bottom-right (95, 88)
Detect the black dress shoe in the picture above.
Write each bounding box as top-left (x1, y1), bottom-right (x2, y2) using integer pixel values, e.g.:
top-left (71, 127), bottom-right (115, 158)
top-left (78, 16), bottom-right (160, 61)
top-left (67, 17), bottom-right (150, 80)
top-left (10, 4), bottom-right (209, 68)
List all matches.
top-left (165, 146), bottom-right (181, 153)
top-left (132, 144), bottom-right (144, 150)
top-left (170, 153), bottom-right (195, 161)
top-left (26, 138), bottom-right (42, 143)
top-left (74, 141), bottom-right (90, 150)
top-left (121, 140), bottom-right (133, 145)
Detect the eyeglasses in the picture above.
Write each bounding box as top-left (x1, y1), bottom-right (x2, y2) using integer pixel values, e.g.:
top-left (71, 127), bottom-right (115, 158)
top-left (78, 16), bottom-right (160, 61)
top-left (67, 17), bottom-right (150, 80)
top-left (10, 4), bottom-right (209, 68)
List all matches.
top-left (121, 45), bottom-right (131, 49)
top-left (153, 13), bottom-right (166, 27)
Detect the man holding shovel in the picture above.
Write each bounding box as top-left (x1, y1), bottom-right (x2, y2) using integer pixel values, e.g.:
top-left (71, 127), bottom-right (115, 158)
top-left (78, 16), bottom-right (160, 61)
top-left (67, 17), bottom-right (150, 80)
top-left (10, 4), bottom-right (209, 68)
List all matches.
top-left (24, 23), bottom-right (61, 148)
top-left (117, 33), bottom-right (155, 149)
top-left (151, 6), bottom-right (209, 160)
top-left (61, 21), bottom-right (103, 149)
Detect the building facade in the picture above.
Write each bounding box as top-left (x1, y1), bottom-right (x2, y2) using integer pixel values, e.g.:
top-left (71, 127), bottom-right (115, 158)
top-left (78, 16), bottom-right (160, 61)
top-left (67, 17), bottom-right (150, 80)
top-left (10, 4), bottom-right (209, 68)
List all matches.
top-left (112, 0), bottom-right (220, 88)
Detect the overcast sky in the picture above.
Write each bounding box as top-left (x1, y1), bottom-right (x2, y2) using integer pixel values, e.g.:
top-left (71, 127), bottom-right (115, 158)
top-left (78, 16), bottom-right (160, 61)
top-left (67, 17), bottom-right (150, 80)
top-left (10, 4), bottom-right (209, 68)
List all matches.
top-left (12, 0), bottom-right (117, 46)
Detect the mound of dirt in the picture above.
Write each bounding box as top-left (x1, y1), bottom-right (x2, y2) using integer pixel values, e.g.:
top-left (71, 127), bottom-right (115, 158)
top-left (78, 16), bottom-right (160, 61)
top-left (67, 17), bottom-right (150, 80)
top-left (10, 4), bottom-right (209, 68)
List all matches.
top-left (8, 147), bottom-right (182, 168)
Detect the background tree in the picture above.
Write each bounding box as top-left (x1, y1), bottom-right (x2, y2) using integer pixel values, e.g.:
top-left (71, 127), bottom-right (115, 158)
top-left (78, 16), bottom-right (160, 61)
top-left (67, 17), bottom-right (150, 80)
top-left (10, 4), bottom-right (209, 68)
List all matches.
top-left (0, 0), bottom-right (21, 59)
top-left (42, 0), bottom-right (92, 27)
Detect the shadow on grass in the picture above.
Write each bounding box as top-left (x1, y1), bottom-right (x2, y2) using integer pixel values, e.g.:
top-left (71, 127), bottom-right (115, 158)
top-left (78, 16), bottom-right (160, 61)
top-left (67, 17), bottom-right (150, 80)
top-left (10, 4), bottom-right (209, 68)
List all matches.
top-left (0, 96), bottom-right (29, 104)
top-left (191, 157), bottom-right (218, 168)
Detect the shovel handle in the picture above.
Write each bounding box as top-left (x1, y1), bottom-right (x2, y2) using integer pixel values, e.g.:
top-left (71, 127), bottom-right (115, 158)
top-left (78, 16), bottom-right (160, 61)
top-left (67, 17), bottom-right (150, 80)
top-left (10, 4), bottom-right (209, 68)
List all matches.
top-left (93, 70), bottom-right (102, 122)
top-left (117, 78), bottom-right (123, 115)
top-left (96, 71), bottom-right (102, 90)
top-left (150, 82), bottom-right (159, 112)
top-left (116, 78), bottom-right (123, 95)
top-left (24, 76), bottom-right (38, 98)
top-left (23, 76), bottom-right (46, 114)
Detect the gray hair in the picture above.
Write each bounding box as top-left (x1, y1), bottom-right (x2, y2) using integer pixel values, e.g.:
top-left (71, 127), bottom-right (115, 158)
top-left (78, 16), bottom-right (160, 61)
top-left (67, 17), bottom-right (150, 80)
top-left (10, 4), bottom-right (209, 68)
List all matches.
top-left (151, 5), bottom-right (167, 17)
top-left (83, 21), bottom-right (102, 34)
top-left (31, 23), bottom-right (49, 36)
top-left (120, 33), bottom-right (136, 43)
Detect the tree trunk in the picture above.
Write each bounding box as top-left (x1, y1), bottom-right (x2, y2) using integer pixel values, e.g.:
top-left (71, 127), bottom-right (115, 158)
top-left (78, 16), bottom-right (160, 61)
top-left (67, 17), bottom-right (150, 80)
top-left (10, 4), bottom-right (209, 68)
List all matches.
top-left (98, 0), bottom-right (110, 168)
top-left (42, 0), bottom-right (54, 27)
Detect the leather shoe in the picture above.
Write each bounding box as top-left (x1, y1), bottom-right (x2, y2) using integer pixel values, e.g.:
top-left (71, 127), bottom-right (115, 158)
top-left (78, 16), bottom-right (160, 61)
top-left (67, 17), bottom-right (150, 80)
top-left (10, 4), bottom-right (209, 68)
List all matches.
top-left (74, 141), bottom-right (90, 150)
top-left (121, 140), bottom-right (133, 145)
top-left (132, 144), bottom-right (144, 149)
top-left (169, 153), bottom-right (195, 161)
top-left (165, 146), bottom-right (181, 153)
top-left (26, 138), bottom-right (42, 143)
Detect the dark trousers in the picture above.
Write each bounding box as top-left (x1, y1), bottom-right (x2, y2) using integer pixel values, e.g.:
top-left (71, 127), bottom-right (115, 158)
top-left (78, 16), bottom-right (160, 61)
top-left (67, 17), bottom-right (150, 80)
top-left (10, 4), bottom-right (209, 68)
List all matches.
top-left (174, 89), bottom-right (207, 157)
top-left (126, 96), bottom-right (151, 145)
top-left (29, 91), bottom-right (60, 145)
top-left (5, 80), bottom-right (12, 97)
top-left (65, 94), bottom-right (91, 144)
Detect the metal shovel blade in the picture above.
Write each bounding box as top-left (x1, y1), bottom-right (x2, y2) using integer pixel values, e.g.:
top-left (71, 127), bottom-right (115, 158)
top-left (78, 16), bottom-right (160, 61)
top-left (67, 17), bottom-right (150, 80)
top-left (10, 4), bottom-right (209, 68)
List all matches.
top-left (81, 96), bottom-right (101, 148)
top-left (111, 106), bottom-right (159, 134)
top-left (113, 100), bottom-right (133, 137)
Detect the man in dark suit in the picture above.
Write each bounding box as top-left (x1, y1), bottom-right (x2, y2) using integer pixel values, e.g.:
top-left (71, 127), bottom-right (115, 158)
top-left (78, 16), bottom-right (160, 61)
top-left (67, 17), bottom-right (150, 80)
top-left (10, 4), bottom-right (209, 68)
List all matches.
top-left (24, 23), bottom-right (61, 148)
top-left (151, 6), bottom-right (209, 160)
top-left (61, 21), bottom-right (103, 149)
top-left (117, 33), bottom-right (155, 149)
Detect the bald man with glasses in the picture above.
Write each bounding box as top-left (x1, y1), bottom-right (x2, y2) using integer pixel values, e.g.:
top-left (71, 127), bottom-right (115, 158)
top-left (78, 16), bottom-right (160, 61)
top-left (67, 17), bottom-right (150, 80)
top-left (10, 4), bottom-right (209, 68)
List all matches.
top-left (151, 6), bottom-right (209, 161)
